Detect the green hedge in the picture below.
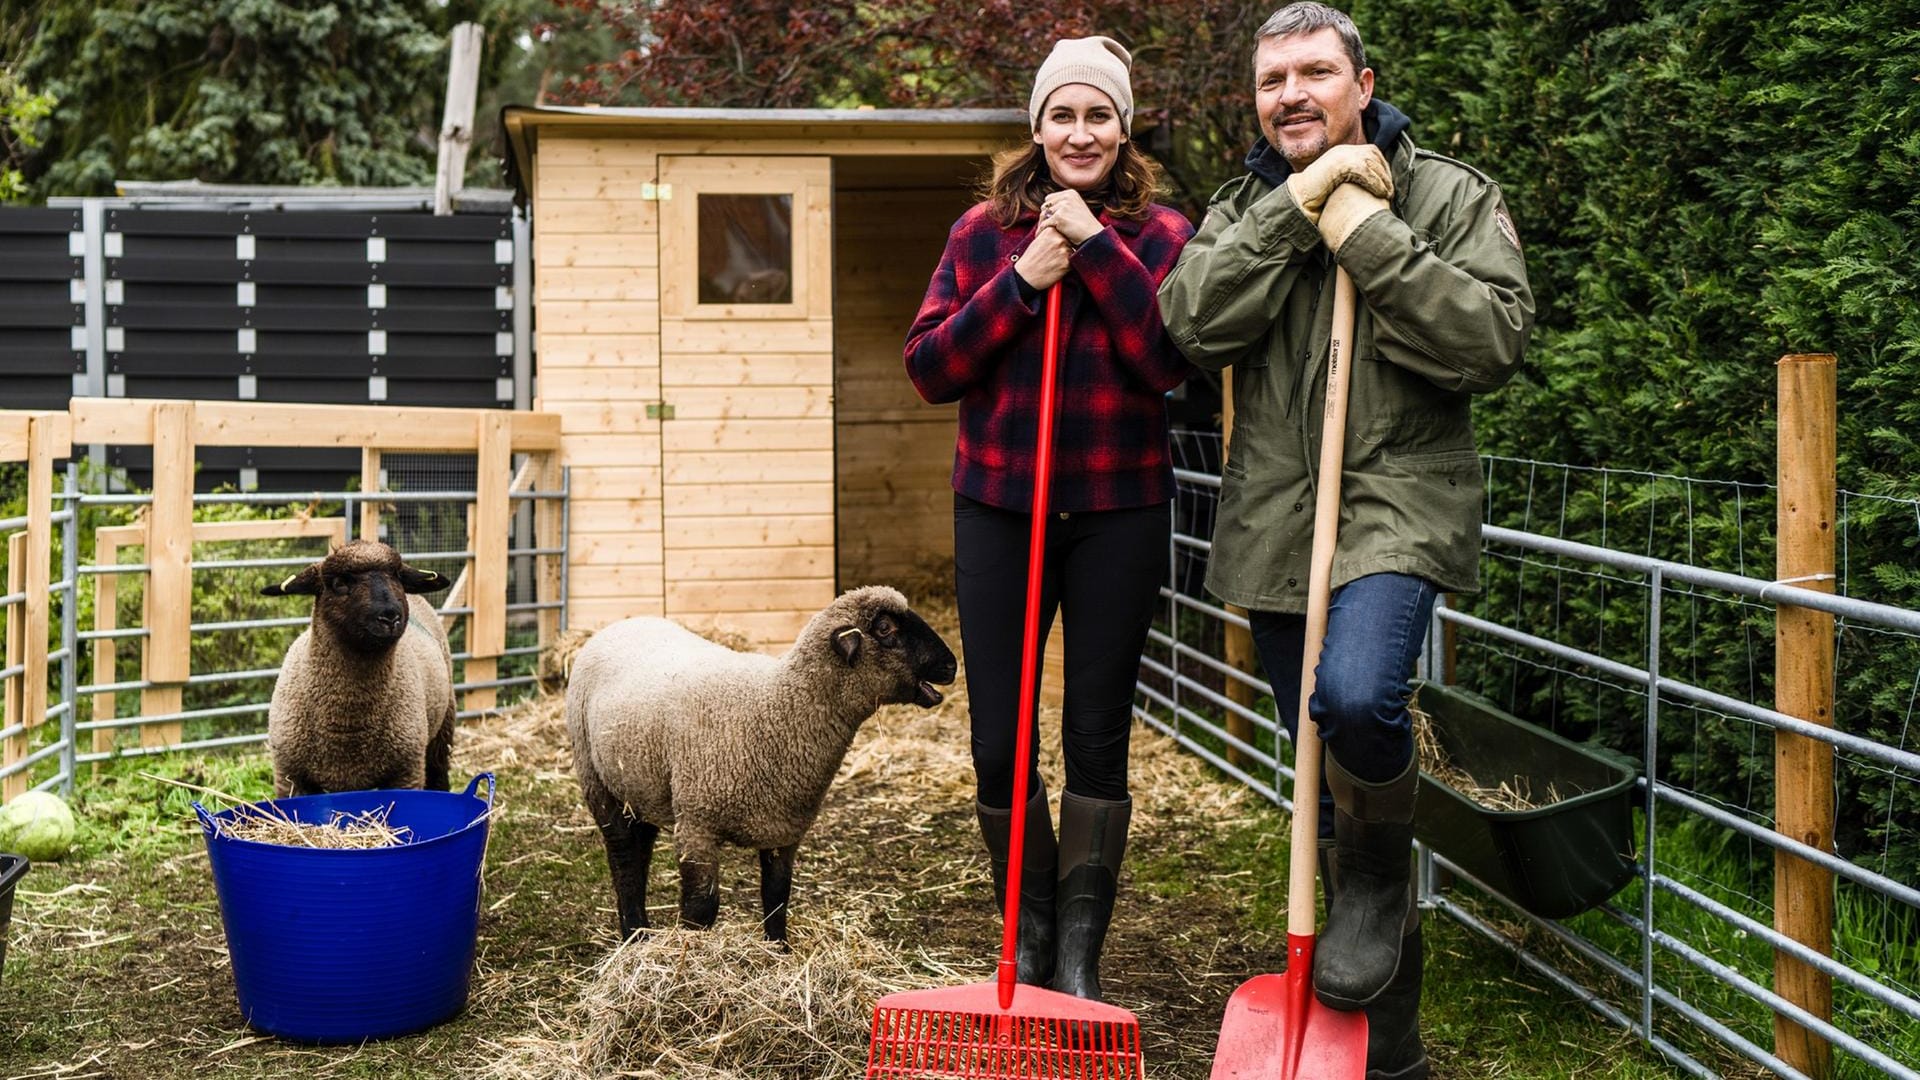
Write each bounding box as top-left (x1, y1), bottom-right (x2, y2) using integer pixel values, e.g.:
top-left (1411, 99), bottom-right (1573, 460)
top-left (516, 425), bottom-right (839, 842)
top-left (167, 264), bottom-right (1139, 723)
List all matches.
top-left (1336, 0), bottom-right (1919, 885)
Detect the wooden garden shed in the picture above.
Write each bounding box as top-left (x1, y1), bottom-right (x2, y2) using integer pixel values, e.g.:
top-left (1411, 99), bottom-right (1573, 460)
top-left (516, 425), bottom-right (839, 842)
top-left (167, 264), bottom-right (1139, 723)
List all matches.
top-left (503, 107), bottom-right (1029, 646)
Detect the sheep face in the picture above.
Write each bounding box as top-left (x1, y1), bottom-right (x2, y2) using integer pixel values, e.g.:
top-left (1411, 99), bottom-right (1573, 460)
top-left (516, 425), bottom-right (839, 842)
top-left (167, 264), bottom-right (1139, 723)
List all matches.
top-left (262, 541), bottom-right (450, 656)
top-left (830, 600), bottom-right (957, 707)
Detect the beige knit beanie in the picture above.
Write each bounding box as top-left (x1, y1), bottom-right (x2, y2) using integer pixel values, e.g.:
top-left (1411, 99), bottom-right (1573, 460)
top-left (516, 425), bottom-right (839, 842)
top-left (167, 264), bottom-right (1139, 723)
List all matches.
top-left (1028, 36), bottom-right (1134, 135)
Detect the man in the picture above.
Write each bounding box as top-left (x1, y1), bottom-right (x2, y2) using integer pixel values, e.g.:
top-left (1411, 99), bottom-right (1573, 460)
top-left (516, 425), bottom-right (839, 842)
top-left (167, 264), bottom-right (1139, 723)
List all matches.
top-left (1158, 4), bottom-right (1533, 1077)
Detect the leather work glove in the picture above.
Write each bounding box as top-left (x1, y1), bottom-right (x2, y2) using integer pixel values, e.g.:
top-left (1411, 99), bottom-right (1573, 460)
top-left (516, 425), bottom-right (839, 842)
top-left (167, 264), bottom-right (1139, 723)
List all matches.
top-left (1318, 182), bottom-right (1392, 254)
top-left (1284, 143), bottom-right (1392, 225)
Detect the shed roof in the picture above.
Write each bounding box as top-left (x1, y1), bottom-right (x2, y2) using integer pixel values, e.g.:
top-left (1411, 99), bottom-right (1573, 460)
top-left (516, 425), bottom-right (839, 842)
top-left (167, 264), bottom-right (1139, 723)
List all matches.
top-left (500, 105), bottom-right (1029, 202)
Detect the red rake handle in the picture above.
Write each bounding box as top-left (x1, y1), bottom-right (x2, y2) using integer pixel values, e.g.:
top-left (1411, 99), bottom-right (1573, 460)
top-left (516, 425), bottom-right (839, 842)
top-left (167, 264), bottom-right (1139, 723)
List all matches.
top-left (1000, 283), bottom-right (1064, 1010)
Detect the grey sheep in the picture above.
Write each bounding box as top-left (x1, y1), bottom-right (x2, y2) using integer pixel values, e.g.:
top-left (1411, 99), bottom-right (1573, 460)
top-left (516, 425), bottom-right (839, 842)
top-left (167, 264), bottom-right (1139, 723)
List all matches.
top-left (566, 585), bottom-right (957, 944)
top-left (261, 540), bottom-right (456, 797)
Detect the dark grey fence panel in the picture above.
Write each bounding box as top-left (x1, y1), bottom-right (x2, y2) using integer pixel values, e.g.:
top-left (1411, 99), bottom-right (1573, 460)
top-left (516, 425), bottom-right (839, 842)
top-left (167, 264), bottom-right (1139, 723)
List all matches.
top-left (0, 207), bottom-right (86, 410)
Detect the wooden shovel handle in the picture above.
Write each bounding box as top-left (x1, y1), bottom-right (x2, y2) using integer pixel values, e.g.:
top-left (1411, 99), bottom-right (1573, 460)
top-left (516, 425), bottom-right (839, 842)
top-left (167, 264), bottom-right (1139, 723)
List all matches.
top-left (1286, 265), bottom-right (1357, 938)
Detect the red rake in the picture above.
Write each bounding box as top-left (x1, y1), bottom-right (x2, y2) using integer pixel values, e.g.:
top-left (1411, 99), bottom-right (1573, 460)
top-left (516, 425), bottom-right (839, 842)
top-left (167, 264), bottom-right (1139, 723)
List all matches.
top-left (867, 284), bottom-right (1147, 1080)
top-left (1209, 265), bottom-right (1368, 1080)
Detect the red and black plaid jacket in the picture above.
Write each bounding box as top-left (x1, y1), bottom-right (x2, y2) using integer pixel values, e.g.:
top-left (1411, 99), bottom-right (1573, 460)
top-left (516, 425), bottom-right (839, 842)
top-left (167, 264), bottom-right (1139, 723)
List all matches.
top-left (905, 201), bottom-right (1195, 514)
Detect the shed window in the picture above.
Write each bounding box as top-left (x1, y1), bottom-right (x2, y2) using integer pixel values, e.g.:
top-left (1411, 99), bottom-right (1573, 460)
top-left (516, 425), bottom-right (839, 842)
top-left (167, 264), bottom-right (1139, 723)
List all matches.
top-left (697, 194), bottom-right (793, 305)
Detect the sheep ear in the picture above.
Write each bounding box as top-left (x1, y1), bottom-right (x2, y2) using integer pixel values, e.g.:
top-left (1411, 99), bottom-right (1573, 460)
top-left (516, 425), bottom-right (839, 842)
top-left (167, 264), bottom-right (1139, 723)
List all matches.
top-left (831, 626), bottom-right (863, 665)
top-left (398, 565), bottom-right (450, 594)
top-left (262, 565), bottom-right (322, 597)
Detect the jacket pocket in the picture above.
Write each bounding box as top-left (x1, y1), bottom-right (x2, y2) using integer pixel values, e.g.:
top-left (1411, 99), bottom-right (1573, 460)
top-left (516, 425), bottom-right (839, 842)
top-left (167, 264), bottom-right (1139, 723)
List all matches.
top-left (1388, 447), bottom-right (1481, 471)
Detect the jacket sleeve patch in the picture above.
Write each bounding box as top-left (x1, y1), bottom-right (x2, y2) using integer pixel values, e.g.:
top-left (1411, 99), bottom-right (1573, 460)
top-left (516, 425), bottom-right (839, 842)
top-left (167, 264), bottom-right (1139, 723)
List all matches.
top-left (1494, 207), bottom-right (1522, 252)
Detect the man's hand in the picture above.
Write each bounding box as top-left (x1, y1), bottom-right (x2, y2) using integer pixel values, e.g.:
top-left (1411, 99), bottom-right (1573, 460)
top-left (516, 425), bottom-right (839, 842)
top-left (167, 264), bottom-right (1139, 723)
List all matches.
top-left (1318, 182), bottom-right (1391, 253)
top-left (1284, 144), bottom-right (1392, 225)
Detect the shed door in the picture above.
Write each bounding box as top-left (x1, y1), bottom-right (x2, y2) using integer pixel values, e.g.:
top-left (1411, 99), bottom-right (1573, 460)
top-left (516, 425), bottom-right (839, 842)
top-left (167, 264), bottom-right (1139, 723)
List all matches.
top-left (657, 155), bottom-right (835, 648)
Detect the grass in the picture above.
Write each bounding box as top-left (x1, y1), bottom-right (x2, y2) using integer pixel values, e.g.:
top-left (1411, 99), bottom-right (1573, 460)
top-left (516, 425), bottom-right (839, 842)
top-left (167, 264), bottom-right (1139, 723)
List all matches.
top-left (0, 605), bottom-right (1878, 1078)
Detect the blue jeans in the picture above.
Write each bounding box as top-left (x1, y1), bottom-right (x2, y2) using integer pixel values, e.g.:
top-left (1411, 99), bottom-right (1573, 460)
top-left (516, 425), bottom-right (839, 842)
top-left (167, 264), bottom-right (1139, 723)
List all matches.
top-left (1248, 572), bottom-right (1438, 838)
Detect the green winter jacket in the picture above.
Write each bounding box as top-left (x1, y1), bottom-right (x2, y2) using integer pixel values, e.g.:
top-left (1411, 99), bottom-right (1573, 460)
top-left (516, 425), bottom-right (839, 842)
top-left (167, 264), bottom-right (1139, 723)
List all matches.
top-left (1158, 102), bottom-right (1533, 612)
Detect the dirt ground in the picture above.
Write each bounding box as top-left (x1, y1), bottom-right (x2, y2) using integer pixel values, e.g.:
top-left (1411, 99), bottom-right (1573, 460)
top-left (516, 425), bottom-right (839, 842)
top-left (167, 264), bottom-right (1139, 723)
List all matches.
top-left (0, 600), bottom-right (1715, 1079)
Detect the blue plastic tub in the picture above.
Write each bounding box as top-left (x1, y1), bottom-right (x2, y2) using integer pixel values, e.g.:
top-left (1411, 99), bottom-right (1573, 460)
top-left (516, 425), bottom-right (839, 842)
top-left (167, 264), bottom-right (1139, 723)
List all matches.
top-left (195, 773), bottom-right (494, 1043)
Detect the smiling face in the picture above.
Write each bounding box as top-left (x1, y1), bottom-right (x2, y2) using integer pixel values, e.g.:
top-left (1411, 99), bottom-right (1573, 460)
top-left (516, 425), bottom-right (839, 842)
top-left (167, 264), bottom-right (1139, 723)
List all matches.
top-left (1033, 83), bottom-right (1127, 193)
top-left (1254, 26), bottom-right (1374, 171)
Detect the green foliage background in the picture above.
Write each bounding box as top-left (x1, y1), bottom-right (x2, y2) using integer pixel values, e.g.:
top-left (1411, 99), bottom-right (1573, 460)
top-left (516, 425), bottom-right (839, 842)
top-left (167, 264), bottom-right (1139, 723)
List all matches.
top-left (1337, 0), bottom-right (1920, 887)
top-left (0, 0), bottom-right (556, 197)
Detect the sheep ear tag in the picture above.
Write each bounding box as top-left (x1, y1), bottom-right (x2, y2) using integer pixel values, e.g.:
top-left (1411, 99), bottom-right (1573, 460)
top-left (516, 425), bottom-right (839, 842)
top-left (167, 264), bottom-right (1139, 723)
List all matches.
top-left (832, 627), bottom-right (863, 665)
top-left (399, 567), bottom-right (449, 594)
top-left (261, 567), bottom-right (320, 597)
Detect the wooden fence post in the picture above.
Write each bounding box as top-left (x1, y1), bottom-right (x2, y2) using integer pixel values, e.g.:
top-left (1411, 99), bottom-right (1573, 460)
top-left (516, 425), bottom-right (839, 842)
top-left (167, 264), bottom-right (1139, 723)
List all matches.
top-left (1219, 369), bottom-right (1260, 768)
top-left (465, 412), bottom-right (511, 713)
top-left (360, 447), bottom-right (383, 541)
top-left (534, 451), bottom-right (562, 652)
top-left (3, 415), bottom-right (60, 799)
top-left (1774, 352), bottom-right (1836, 1079)
top-left (142, 402), bottom-right (194, 748)
top-left (2, 534), bottom-right (24, 801)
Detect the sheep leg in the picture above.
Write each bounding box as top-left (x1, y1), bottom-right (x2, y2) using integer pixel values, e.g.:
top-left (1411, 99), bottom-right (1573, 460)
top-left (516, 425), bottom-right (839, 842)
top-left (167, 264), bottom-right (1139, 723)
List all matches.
top-left (578, 770), bottom-right (656, 938)
top-left (425, 703), bottom-right (455, 791)
top-left (676, 832), bottom-right (722, 931)
top-left (758, 845), bottom-right (797, 947)
top-left (594, 809), bottom-right (656, 939)
top-left (605, 817), bottom-right (658, 939)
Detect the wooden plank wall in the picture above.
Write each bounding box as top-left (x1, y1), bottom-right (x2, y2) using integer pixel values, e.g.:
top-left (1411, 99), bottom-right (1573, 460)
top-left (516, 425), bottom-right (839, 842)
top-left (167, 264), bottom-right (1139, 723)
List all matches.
top-left (533, 137), bottom-right (667, 631)
top-left (832, 157), bottom-right (978, 591)
top-left (531, 138), bottom-right (1015, 650)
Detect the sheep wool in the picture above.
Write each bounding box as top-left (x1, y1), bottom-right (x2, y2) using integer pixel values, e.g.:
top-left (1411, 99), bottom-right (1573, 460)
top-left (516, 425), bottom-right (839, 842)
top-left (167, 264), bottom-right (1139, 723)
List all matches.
top-left (566, 585), bottom-right (957, 943)
top-left (262, 541), bottom-right (456, 797)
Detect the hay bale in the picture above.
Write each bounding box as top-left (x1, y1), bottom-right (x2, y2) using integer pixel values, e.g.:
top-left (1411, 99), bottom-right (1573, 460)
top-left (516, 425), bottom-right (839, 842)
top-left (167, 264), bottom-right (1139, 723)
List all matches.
top-left (455, 692), bottom-right (572, 774)
top-left (482, 918), bottom-right (967, 1080)
top-left (537, 629), bottom-right (596, 693)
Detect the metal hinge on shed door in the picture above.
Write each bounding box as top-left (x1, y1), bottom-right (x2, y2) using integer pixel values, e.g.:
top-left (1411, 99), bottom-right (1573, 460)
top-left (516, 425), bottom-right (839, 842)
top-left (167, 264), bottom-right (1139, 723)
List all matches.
top-left (639, 182), bottom-right (673, 201)
top-left (646, 403), bottom-right (675, 420)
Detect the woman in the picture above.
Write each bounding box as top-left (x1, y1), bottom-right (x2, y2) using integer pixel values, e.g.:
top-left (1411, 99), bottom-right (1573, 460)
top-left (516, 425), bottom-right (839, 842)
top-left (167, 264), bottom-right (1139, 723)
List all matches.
top-left (904, 35), bottom-right (1193, 1003)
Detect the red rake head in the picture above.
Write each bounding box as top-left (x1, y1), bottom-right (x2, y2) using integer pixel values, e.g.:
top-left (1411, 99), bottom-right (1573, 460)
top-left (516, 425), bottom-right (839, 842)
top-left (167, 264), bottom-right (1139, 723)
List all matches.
top-left (867, 982), bottom-right (1145, 1079)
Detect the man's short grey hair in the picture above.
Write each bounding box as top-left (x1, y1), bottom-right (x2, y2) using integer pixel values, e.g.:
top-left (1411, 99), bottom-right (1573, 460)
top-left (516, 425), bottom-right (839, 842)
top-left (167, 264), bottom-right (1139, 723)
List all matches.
top-left (1255, 3), bottom-right (1368, 74)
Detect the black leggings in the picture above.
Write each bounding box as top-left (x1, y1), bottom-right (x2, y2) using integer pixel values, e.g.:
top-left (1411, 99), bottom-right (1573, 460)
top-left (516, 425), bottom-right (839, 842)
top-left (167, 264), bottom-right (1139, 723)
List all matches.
top-left (955, 493), bottom-right (1170, 807)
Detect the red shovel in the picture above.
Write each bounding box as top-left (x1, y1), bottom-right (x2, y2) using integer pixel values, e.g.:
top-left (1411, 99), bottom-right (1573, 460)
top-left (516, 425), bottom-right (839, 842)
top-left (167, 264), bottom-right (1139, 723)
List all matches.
top-left (867, 284), bottom-right (1147, 1079)
top-left (1209, 265), bottom-right (1369, 1079)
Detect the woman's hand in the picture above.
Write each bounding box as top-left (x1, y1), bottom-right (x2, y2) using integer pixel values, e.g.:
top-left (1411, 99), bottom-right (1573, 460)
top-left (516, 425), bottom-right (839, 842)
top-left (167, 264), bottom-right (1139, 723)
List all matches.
top-left (1041, 190), bottom-right (1104, 247)
top-left (1014, 221), bottom-right (1073, 292)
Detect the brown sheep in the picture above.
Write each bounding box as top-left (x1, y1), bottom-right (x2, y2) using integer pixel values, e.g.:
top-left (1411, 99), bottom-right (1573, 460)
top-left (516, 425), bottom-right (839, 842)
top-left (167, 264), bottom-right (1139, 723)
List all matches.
top-left (260, 540), bottom-right (455, 797)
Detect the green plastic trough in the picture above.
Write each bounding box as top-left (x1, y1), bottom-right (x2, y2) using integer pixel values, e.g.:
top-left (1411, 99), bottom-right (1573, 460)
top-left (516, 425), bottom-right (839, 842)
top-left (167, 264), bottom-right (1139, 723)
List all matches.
top-left (1412, 680), bottom-right (1639, 919)
top-left (0, 853), bottom-right (25, 979)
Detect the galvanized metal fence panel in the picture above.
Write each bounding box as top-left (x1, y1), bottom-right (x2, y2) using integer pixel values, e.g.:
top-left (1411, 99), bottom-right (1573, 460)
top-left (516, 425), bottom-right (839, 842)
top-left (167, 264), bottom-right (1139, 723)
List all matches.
top-left (1139, 437), bottom-right (1920, 1079)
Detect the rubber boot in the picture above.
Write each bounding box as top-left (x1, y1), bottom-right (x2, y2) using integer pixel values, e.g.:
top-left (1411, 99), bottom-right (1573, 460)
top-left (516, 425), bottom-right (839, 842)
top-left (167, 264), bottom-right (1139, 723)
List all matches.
top-left (976, 779), bottom-right (1057, 985)
top-left (1051, 791), bottom-right (1130, 1001)
top-left (1313, 754), bottom-right (1417, 1010)
top-left (1321, 844), bottom-right (1429, 1079)
top-left (1364, 925), bottom-right (1428, 1079)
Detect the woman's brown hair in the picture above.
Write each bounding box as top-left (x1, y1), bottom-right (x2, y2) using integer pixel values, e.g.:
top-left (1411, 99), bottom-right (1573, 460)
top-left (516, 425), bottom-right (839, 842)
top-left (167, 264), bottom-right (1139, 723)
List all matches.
top-left (980, 139), bottom-right (1165, 228)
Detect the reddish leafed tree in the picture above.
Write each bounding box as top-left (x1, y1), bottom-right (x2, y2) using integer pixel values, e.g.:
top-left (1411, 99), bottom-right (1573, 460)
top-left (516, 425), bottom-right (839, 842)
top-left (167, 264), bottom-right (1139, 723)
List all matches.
top-left (537, 0), bottom-right (1270, 214)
